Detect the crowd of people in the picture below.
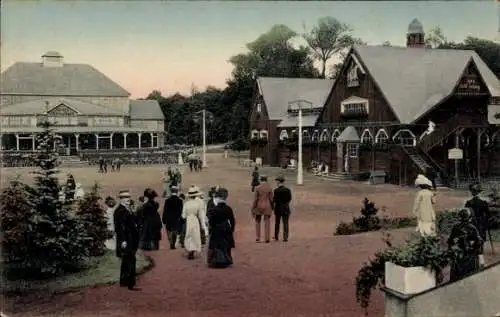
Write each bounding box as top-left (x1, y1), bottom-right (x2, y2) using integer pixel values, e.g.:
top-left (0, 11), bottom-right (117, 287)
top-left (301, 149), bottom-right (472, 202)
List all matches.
top-left (104, 180), bottom-right (237, 291)
top-left (412, 174), bottom-right (493, 281)
top-left (98, 157), bottom-right (123, 173)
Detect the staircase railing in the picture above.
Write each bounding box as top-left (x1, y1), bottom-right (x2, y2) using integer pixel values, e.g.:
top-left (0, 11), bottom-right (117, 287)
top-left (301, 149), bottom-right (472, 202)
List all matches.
top-left (419, 115), bottom-right (463, 153)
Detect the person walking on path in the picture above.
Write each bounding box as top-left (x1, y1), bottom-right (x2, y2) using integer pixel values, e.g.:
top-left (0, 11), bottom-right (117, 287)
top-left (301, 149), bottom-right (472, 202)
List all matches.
top-left (465, 183), bottom-right (490, 266)
top-left (448, 208), bottom-right (484, 282)
top-left (207, 187), bottom-right (236, 268)
top-left (182, 186), bottom-right (208, 259)
top-left (163, 186), bottom-right (184, 249)
top-left (412, 174), bottom-right (437, 236)
top-left (138, 188), bottom-right (162, 251)
top-left (273, 176), bottom-right (292, 242)
top-left (252, 175), bottom-right (273, 243)
top-left (113, 190), bottom-right (140, 291)
top-left (251, 166), bottom-right (260, 192)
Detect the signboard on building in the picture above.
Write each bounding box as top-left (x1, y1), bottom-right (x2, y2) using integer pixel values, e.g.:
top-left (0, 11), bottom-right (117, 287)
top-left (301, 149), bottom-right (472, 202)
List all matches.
top-left (448, 148), bottom-right (463, 160)
top-left (488, 104), bottom-right (500, 125)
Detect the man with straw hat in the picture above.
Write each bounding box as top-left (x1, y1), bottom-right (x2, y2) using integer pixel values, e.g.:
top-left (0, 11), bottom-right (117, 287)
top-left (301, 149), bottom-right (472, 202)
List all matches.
top-left (113, 189), bottom-right (140, 291)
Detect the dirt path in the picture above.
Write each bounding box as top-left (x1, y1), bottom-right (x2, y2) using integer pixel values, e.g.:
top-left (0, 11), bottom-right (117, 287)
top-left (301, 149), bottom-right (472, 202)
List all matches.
top-left (1, 155), bottom-right (472, 317)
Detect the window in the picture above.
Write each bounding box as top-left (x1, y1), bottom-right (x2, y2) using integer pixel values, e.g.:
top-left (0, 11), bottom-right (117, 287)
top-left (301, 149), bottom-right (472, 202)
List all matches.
top-left (251, 129), bottom-right (259, 139)
top-left (342, 102), bottom-right (368, 114)
top-left (279, 130), bottom-right (288, 140)
top-left (360, 129), bottom-right (373, 143)
top-left (347, 64), bottom-right (359, 87)
top-left (481, 133), bottom-right (490, 147)
top-left (375, 129), bottom-right (389, 143)
top-left (392, 129), bottom-right (416, 147)
top-left (303, 130), bottom-right (310, 141)
top-left (492, 131), bottom-right (500, 146)
top-left (260, 130), bottom-right (268, 139)
top-left (319, 129), bottom-right (330, 142)
top-left (347, 143), bottom-right (359, 158)
top-left (331, 129), bottom-right (341, 143)
top-left (257, 103), bottom-right (262, 113)
top-left (93, 117), bottom-right (116, 126)
top-left (311, 130), bottom-right (319, 142)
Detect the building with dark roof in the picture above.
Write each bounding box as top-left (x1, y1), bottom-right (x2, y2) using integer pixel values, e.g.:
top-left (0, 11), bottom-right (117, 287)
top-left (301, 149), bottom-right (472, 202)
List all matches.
top-left (251, 19), bottom-right (500, 186)
top-left (0, 52), bottom-right (165, 153)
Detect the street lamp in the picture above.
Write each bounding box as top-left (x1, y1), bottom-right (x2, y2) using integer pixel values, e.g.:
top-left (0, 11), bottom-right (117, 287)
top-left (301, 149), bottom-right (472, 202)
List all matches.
top-left (288, 100), bottom-right (312, 186)
top-left (193, 109), bottom-right (213, 168)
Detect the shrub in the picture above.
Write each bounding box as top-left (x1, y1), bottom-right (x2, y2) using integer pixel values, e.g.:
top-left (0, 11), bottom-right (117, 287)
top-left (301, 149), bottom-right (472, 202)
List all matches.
top-left (436, 209), bottom-right (461, 237)
top-left (355, 233), bottom-right (450, 313)
top-left (335, 221), bottom-right (357, 235)
top-left (334, 198), bottom-right (381, 235)
top-left (488, 187), bottom-right (500, 229)
top-left (76, 183), bottom-right (113, 257)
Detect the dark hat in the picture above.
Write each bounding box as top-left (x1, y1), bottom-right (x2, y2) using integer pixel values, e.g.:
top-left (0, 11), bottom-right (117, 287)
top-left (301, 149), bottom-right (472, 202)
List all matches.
top-left (469, 183), bottom-right (482, 194)
top-left (170, 186), bottom-right (179, 193)
top-left (458, 208), bottom-right (472, 222)
top-left (143, 188), bottom-right (158, 199)
top-left (275, 175), bottom-right (285, 182)
top-left (214, 187), bottom-right (229, 200)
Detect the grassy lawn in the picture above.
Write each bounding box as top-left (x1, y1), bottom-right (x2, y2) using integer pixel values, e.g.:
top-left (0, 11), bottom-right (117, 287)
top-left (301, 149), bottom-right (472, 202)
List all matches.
top-left (1, 250), bottom-right (152, 294)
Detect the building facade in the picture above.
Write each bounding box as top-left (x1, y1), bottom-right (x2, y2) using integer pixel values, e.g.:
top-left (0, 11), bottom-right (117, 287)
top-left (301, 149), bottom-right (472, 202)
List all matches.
top-left (255, 19), bottom-right (500, 186)
top-left (0, 51), bottom-right (165, 155)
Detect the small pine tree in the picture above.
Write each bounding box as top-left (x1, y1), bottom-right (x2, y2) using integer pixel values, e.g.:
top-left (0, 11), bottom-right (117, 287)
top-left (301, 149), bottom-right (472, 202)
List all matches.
top-left (76, 182), bottom-right (113, 256)
top-left (23, 120), bottom-right (90, 276)
top-left (0, 178), bottom-right (34, 264)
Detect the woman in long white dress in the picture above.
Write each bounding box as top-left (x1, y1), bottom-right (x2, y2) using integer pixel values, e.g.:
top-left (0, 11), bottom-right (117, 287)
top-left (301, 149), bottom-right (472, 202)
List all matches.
top-left (104, 196), bottom-right (117, 250)
top-left (412, 174), bottom-right (437, 236)
top-left (182, 186), bottom-right (208, 259)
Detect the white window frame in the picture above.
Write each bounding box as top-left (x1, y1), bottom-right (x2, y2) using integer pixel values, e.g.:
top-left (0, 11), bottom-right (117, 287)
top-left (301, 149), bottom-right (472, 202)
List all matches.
top-left (347, 64), bottom-right (359, 87)
top-left (311, 129), bottom-right (319, 142)
top-left (303, 130), bottom-right (310, 140)
top-left (251, 129), bottom-right (259, 139)
top-left (482, 133), bottom-right (490, 147)
top-left (360, 129), bottom-right (373, 144)
top-left (375, 129), bottom-right (389, 143)
top-left (279, 129), bottom-right (288, 141)
top-left (319, 129), bottom-right (330, 142)
top-left (331, 129), bottom-right (341, 143)
top-left (256, 103), bottom-right (262, 113)
top-left (347, 143), bottom-right (359, 158)
top-left (260, 130), bottom-right (268, 139)
top-left (392, 129), bottom-right (416, 147)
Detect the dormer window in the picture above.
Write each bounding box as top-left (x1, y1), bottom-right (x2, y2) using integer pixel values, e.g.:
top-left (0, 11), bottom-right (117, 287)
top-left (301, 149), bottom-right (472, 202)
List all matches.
top-left (260, 130), bottom-right (268, 139)
top-left (340, 96), bottom-right (369, 117)
top-left (251, 129), bottom-right (259, 139)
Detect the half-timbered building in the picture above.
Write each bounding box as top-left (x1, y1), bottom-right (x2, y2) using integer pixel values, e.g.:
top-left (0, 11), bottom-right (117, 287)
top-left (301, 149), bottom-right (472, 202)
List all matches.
top-left (249, 77), bottom-right (334, 165)
top-left (278, 19), bottom-right (500, 186)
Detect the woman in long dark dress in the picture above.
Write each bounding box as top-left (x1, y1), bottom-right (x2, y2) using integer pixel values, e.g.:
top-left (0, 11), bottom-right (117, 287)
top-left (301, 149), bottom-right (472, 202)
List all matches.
top-left (207, 188), bottom-right (235, 268)
top-left (138, 188), bottom-right (163, 251)
top-left (448, 208), bottom-right (484, 282)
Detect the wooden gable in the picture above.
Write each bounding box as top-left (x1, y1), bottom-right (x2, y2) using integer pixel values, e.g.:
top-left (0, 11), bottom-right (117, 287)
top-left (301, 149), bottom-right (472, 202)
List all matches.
top-left (454, 60), bottom-right (489, 96)
top-left (47, 103), bottom-right (78, 116)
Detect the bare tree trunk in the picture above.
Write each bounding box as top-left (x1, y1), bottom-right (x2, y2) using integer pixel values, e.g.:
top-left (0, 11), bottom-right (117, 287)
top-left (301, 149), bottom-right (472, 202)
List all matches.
top-left (321, 58), bottom-right (328, 79)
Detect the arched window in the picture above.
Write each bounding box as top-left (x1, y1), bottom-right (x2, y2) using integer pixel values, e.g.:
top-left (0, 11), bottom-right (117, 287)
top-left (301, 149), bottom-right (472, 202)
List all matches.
top-left (311, 129), bottom-right (319, 142)
top-left (303, 130), bottom-right (310, 141)
top-left (260, 130), bottom-right (268, 139)
top-left (375, 129), bottom-right (389, 143)
top-left (279, 129), bottom-right (288, 141)
top-left (392, 129), bottom-right (416, 147)
top-left (481, 133), bottom-right (490, 148)
top-left (331, 129), bottom-right (341, 143)
top-left (320, 129), bottom-right (330, 142)
top-left (492, 131), bottom-right (500, 146)
top-left (360, 129), bottom-right (373, 143)
top-left (251, 129), bottom-right (259, 139)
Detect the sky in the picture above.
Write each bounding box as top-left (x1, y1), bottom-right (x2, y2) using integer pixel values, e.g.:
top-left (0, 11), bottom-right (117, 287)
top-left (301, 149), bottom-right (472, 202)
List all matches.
top-left (1, 1), bottom-right (498, 98)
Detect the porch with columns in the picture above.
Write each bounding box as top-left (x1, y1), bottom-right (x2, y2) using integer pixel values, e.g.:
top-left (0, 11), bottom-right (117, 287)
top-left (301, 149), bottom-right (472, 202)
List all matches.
top-left (0, 131), bottom-right (163, 153)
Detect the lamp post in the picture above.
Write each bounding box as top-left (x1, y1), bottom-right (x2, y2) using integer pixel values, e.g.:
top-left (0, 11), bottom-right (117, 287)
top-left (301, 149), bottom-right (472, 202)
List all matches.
top-left (288, 100), bottom-right (312, 186)
top-left (194, 109), bottom-right (212, 168)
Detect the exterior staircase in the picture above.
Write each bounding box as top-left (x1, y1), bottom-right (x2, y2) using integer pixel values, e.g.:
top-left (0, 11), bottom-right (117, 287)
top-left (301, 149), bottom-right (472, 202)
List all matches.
top-left (58, 155), bottom-right (87, 167)
top-left (403, 147), bottom-right (444, 186)
top-left (319, 172), bottom-right (363, 182)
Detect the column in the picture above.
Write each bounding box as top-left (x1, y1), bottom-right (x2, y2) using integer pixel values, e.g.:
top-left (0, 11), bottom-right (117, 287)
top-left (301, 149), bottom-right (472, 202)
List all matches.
top-left (31, 134), bottom-right (36, 151)
top-left (138, 133), bottom-right (142, 149)
top-left (75, 134), bottom-right (79, 152)
top-left (110, 133), bottom-right (114, 149)
top-left (0, 134), bottom-right (3, 150)
top-left (150, 132), bottom-right (154, 148)
top-left (15, 134), bottom-right (20, 151)
top-left (123, 133), bottom-right (128, 149)
top-left (95, 134), bottom-right (99, 150)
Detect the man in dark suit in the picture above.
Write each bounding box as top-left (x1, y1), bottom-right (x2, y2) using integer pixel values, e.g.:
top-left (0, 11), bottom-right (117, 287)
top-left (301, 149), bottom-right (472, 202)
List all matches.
top-left (273, 176), bottom-right (292, 242)
top-left (114, 190), bottom-right (140, 291)
top-left (162, 186), bottom-right (184, 249)
top-left (465, 183), bottom-right (491, 267)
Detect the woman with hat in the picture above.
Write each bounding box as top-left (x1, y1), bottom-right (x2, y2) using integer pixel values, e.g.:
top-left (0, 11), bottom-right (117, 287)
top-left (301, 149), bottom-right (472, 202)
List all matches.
top-left (138, 188), bottom-right (162, 251)
top-left (412, 174), bottom-right (437, 236)
top-left (448, 208), bottom-right (484, 281)
top-left (207, 187), bottom-right (235, 268)
top-left (182, 186), bottom-right (208, 259)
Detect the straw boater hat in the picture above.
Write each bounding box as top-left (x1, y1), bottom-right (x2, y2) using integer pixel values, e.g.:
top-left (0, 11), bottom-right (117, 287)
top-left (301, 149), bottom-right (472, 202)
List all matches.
top-left (118, 190), bottom-right (131, 198)
top-left (187, 186), bottom-right (201, 197)
top-left (414, 174), bottom-right (432, 187)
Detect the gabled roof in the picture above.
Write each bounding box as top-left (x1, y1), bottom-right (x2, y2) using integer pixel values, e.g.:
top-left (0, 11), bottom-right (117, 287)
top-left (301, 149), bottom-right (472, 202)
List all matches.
top-left (0, 62), bottom-right (130, 97)
top-left (352, 45), bottom-right (500, 124)
top-left (129, 100), bottom-right (164, 120)
top-left (0, 97), bottom-right (124, 116)
top-left (257, 77), bottom-right (334, 121)
top-left (337, 126), bottom-right (360, 142)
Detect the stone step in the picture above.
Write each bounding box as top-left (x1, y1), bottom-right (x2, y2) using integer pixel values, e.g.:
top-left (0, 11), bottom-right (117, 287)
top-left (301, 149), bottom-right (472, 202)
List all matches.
top-left (318, 173), bottom-right (360, 181)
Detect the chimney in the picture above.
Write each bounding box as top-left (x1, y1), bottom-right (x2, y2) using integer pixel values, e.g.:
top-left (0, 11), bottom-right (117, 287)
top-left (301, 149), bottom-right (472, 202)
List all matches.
top-left (42, 51), bottom-right (64, 67)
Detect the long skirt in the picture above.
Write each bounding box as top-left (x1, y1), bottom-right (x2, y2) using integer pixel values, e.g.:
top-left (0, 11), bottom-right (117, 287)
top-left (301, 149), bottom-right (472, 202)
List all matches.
top-left (184, 215), bottom-right (202, 253)
top-left (417, 221), bottom-right (436, 236)
top-left (450, 253), bottom-right (479, 282)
